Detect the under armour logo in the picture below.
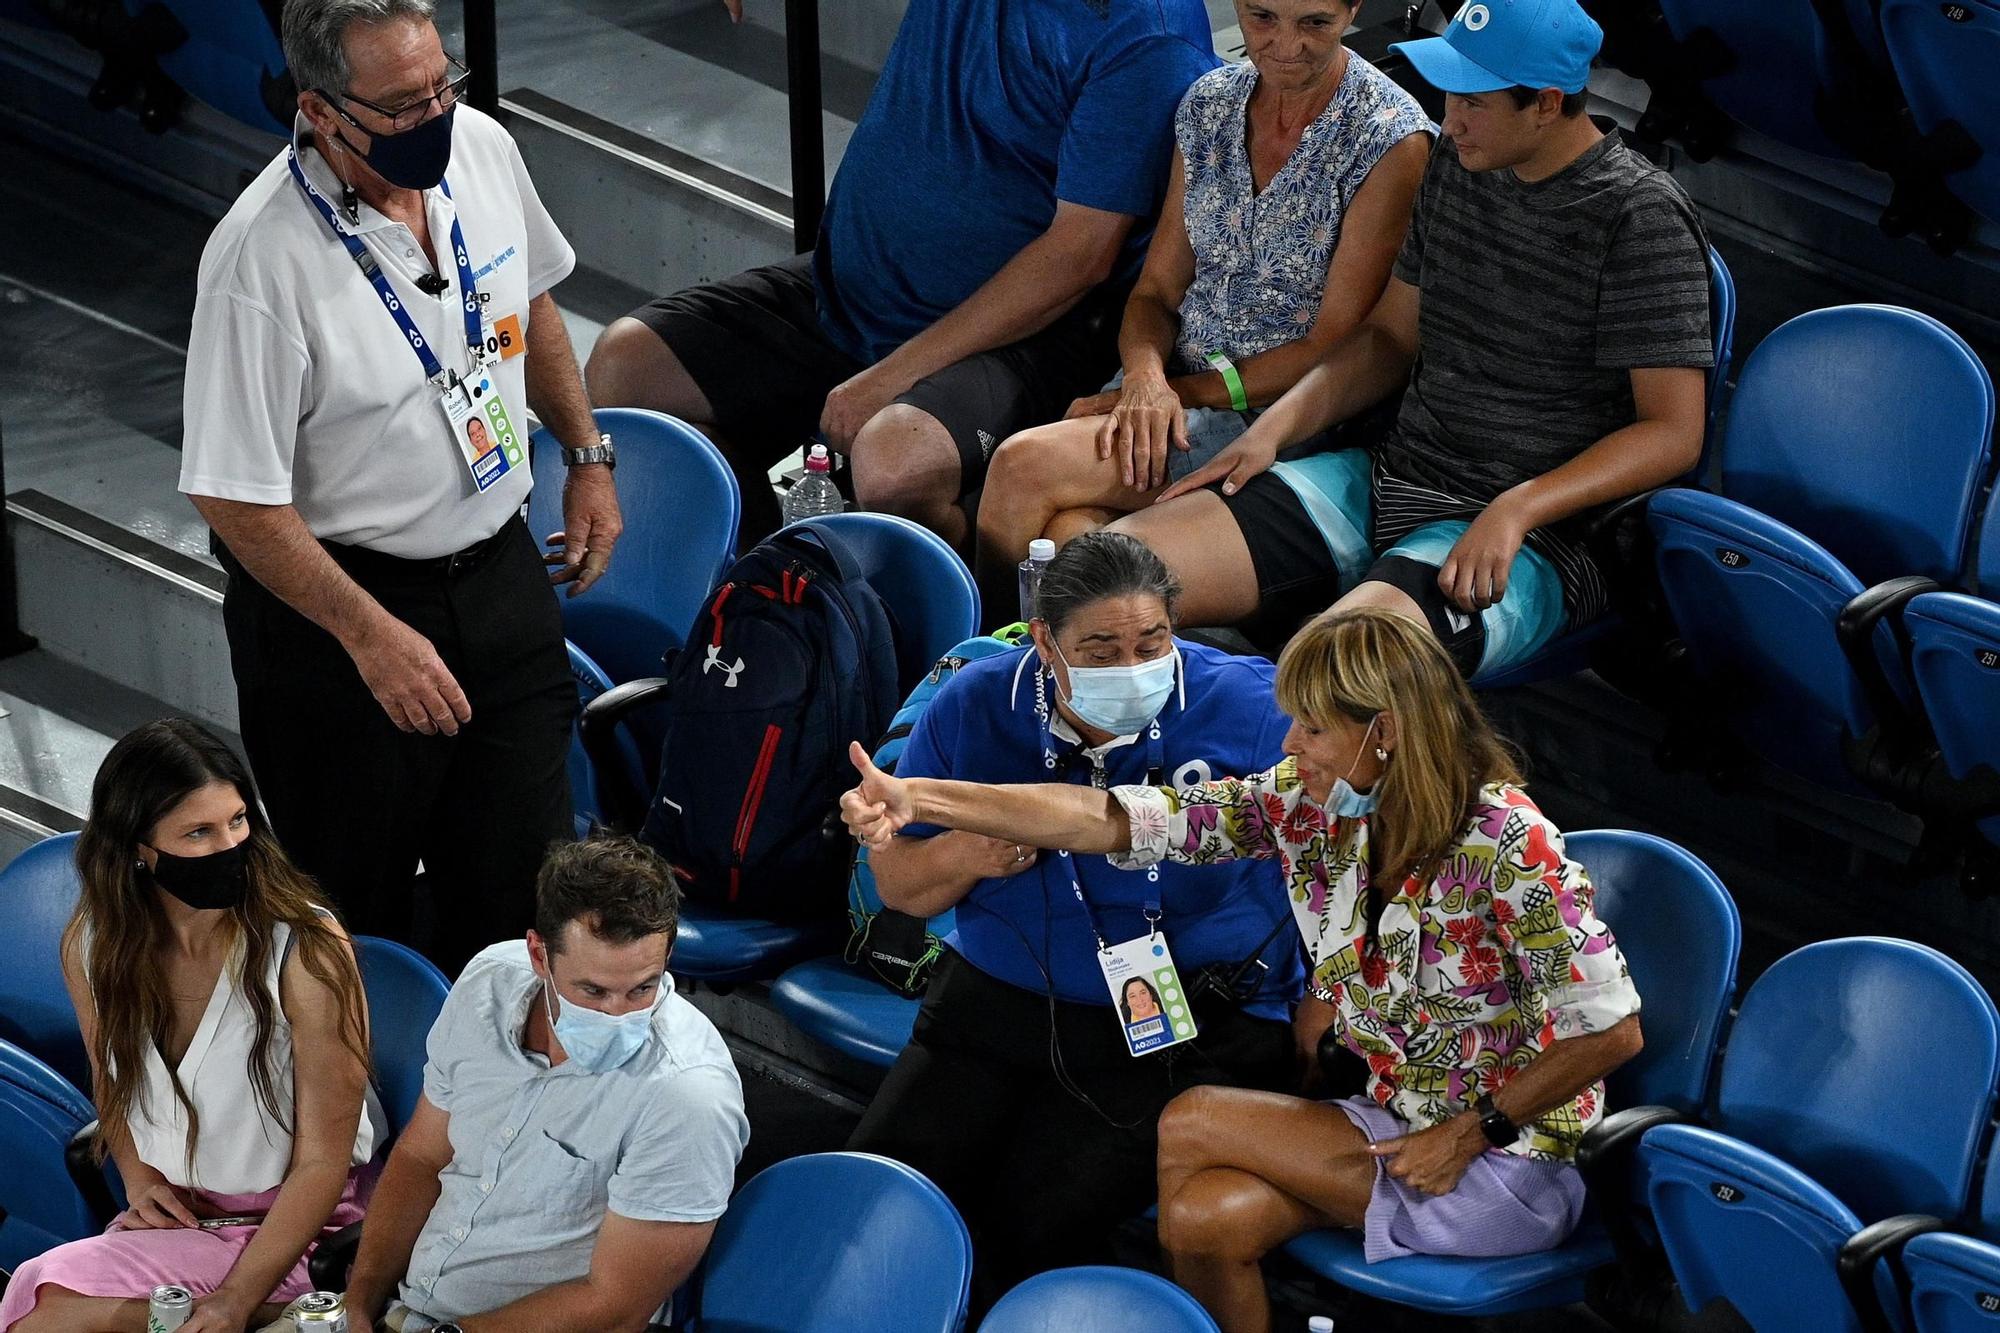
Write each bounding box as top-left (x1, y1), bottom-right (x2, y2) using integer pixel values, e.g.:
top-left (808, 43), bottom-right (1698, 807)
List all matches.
top-left (703, 644), bottom-right (746, 687)
top-left (1461, 3), bottom-right (1491, 30)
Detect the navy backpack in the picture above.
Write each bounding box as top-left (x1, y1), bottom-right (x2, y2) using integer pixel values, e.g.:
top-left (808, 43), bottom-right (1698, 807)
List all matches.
top-left (643, 526), bottom-right (902, 920)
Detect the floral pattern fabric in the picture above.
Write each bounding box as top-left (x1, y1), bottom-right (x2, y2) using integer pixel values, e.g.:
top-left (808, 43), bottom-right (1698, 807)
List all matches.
top-left (1171, 56), bottom-right (1431, 374)
top-left (1113, 762), bottom-right (1640, 1160)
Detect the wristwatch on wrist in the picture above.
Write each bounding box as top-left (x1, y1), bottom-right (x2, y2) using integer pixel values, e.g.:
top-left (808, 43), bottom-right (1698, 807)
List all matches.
top-left (561, 431), bottom-right (616, 470)
top-left (1473, 1092), bottom-right (1520, 1148)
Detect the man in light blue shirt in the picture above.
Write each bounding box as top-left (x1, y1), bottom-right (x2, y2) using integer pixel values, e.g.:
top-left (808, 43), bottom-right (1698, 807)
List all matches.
top-left (343, 837), bottom-right (749, 1333)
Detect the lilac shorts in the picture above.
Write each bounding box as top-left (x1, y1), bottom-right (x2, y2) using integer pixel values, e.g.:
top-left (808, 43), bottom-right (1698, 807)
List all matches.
top-left (0, 1169), bottom-right (371, 1328)
top-left (1332, 1097), bottom-right (1587, 1264)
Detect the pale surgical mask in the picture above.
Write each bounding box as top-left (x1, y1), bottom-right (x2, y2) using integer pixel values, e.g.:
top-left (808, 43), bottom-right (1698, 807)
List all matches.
top-left (543, 974), bottom-right (660, 1073)
top-left (1327, 715), bottom-right (1382, 819)
top-left (1053, 643), bottom-right (1178, 737)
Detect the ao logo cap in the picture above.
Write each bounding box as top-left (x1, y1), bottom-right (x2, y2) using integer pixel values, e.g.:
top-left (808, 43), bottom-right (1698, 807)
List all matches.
top-left (1390, 0), bottom-right (1603, 96)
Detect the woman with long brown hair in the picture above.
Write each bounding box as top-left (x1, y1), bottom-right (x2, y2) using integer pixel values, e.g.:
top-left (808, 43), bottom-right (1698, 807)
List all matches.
top-left (841, 607), bottom-right (1644, 1333)
top-left (2, 719), bottom-right (383, 1333)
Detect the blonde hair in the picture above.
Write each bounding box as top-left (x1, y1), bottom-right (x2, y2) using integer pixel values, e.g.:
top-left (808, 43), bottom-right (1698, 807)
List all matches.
top-left (1275, 607), bottom-right (1522, 887)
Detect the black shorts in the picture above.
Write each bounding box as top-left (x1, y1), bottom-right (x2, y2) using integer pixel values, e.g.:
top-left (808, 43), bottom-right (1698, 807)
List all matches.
top-left (628, 254), bottom-right (1126, 499)
top-left (1215, 392), bottom-right (1407, 654)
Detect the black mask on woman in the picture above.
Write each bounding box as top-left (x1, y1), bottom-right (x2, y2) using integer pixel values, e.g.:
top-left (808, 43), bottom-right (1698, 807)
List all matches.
top-left (141, 842), bottom-right (250, 911)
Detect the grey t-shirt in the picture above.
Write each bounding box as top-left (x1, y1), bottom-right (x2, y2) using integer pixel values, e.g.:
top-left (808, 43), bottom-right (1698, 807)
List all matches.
top-left (396, 941), bottom-right (749, 1324)
top-left (1376, 128), bottom-right (1712, 619)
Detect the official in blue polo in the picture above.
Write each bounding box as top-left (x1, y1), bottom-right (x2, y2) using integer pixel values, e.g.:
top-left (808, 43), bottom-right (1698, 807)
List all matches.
top-left (848, 531), bottom-right (1303, 1310)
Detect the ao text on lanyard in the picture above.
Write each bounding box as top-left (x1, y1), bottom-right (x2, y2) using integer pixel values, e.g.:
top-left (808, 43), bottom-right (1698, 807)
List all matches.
top-left (286, 146), bottom-right (485, 387)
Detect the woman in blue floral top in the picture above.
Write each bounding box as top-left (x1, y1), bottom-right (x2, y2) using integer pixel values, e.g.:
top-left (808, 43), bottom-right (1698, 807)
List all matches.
top-left (974, 0), bottom-right (1432, 615)
top-left (840, 608), bottom-right (1642, 1332)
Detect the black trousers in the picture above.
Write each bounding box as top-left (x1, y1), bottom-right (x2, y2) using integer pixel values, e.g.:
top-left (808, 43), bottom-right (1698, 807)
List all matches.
top-left (848, 950), bottom-right (1294, 1311)
top-left (220, 515), bottom-right (575, 975)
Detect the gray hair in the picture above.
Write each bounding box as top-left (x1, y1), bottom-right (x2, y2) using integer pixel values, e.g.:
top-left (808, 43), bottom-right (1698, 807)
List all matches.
top-left (282, 0), bottom-right (437, 98)
top-left (1036, 531), bottom-right (1182, 633)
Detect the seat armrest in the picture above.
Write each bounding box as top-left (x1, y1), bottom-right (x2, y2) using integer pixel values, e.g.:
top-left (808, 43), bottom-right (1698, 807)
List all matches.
top-left (65, 1119), bottom-right (121, 1225)
top-left (1576, 1105), bottom-right (1693, 1277)
top-left (1838, 1213), bottom-right (1943, 1333)
top-left (308, 1220), bottom-right (365, 1293)
top-left (580, 676), bottom-right (671, 833)
top-left (1837, 576), bottom-right (1938, 751)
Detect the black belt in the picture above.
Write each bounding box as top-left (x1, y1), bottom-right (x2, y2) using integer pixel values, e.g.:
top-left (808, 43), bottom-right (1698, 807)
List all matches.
top-left (321, 516), bottom-right (520, 581)
top-left (213, 515), bottom-right (520, 587)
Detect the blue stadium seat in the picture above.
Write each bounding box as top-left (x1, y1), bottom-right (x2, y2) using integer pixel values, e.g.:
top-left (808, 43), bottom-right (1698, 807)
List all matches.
top-left (1893, 387), bottom-right (2000, 856)
top-left (1281, 829), bottom-right (1740, 1316)
top-left (1640, 938), bottom-right (2000, 1332)
top-left (1879, 0), bottom-right (2000, 225)
top-left (769, 954), bottom-right (927, 1069)
top-left (352, 935), bottom-right (449, 1134)
top-left (1902, 1162), bottom-right (2000, 1333)
top-left (670, 513), bottom-right (981, 986)
top-left (528, 409), bottom-right (742, 690)
top-left (0, 1039), bottom-right (101, 1275)
top-left (686, 1152), bottom-right (973, 1333)
top-left (565, 640), bottom-right (646, 839)
top-left (1470, 245), bottom-right (1735, 692)
top-left (978, 1266), bottom-right (1220, 1332)
top-left (129, 0), bottom-right (290, 134)
top-left (1648, 305), bottom-right (1994, 793)
top-left (0, 833), bottom-right (87, 1092)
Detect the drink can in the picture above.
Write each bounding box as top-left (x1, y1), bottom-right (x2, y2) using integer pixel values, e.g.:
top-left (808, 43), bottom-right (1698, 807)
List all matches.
top-left (289, 1291), bottom-right (349, 1332)
top-left (147, 1285), bottom-right (192, 1333)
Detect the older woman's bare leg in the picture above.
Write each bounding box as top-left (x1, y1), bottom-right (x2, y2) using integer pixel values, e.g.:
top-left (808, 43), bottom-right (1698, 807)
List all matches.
top-left (975, 417), bottom-right (1158, 613)
top-left (1107, 493), bottom-right (1263, 629)
top-left (1156, 1085), bottom-right (1380, 1333)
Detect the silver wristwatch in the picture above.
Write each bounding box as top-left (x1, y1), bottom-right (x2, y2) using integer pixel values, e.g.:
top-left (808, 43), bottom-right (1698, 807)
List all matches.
top-left (561, 432), bottom-right (616, 470)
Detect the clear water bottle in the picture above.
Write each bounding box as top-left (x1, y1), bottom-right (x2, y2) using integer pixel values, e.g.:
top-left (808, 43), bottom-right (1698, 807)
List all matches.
top-left (781, 444), bottom-right (846, 524)
top-left (1308, 1317), bottom-right (1336, 1333)
top-left (1018, 537), bottom-right (1055, 621)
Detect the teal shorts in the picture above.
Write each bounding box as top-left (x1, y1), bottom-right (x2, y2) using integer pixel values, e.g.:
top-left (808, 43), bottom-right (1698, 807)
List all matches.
top-left (1243, 450), bottom-right (1568, 676)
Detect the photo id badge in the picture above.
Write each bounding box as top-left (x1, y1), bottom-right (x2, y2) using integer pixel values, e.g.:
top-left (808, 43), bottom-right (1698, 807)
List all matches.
top-left (1099, 932), bottom-right (1197, 1057)
top-left (441, 369), bottom-right (524, 493)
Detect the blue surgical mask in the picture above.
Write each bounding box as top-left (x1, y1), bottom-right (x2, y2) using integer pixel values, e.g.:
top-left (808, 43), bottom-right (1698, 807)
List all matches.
top-left (542, 975), bottom-right (659, 1074)
top-left (1053, 644), bottom-right (1178, 737)
top-left (1325, 715), bottom-right (1382, 818)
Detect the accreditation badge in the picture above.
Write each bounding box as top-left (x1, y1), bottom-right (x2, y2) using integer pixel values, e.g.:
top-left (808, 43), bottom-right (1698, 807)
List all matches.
top-left (1099, 931), bottom-right (1198, 1057)
top-left (442, 366), bottom-right (524, 493)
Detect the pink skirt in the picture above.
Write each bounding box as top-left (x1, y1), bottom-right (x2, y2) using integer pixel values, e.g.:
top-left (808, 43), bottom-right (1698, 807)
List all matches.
top-left (0, 1169), bottom-right (370, 1329)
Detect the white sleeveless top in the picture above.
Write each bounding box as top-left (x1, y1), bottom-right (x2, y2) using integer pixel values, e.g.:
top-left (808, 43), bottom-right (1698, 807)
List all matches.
top-left (108, 917), bottom-right (385, 1194)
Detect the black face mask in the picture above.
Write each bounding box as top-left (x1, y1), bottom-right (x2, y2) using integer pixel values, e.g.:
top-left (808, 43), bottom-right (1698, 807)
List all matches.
top-left (141, 842), bottom-right (250, 912)
top-left (338, 102), bottom-right (456, 191)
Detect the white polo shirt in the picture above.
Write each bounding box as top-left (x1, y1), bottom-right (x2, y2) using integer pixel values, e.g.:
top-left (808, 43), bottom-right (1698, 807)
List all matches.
top-left (180, 106), bottom-right (575, 560)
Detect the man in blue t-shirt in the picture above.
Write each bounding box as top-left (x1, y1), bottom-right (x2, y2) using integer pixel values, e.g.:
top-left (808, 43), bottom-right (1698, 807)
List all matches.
top-left (587, 0), bottom-right (1216, 549)
top-left (843, 532), bottom-right (1301, 1309)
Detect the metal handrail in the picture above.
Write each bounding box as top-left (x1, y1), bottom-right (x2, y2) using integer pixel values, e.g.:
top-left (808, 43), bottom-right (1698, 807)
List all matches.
top-left (458, 0), bottom-right (825, 252)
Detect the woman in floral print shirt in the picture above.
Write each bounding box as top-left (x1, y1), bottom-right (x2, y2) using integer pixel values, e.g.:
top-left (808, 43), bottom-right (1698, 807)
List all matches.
top-left (841, 608), bottom-right (1641, 1333)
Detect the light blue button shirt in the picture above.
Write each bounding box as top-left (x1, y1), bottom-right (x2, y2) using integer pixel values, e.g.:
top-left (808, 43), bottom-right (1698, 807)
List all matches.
top-left (395, 941), bottom-right (748, 1324)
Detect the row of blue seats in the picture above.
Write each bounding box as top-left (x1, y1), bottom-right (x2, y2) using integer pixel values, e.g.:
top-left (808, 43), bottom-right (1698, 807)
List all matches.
top-left (1648, 302), bottom-right (2000, 876)
top-left (15, 815), bottom-right (2000, 1330)
top-left (1590, 0), bottom-right (1999, 248)
top-left (0, 872), bottom-right (1219, 1330)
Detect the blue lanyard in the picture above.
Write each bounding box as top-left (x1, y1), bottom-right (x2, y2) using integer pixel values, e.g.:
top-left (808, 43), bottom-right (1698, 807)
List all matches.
top-left (1033, 666), bottom-right (1164, 950)
top-left (286, 147), bottom-right (483, 385)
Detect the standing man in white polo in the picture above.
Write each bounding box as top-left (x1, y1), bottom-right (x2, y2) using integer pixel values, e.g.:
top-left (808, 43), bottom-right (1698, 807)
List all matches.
top-left (180, 0), bottom-right (621, 973)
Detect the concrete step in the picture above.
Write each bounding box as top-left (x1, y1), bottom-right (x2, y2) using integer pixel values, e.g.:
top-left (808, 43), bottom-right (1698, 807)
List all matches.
top-left (8, 489), bottom-right (233, 734)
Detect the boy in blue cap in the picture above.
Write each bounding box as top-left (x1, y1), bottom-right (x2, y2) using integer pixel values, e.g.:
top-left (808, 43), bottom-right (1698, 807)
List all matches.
top-left (1116, 0), bottom-right (1714, 680)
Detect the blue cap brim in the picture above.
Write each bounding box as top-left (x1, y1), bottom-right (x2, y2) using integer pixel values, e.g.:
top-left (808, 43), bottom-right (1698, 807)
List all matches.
top-left (1389, 35), bottom-right (1514, 94)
